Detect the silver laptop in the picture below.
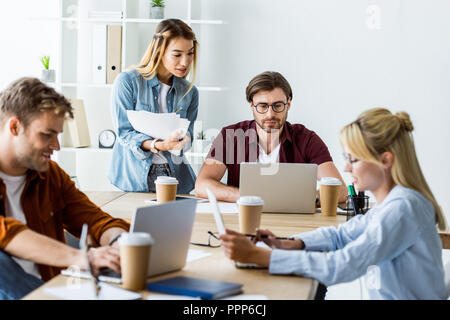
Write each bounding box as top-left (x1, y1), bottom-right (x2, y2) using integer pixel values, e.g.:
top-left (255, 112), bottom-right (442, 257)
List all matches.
top-left (62, 199), bottom-right (197, 283)
top-left (131, 199), bottom-right (197, 276)
top-left (239, 162), bottom-right (317, 213)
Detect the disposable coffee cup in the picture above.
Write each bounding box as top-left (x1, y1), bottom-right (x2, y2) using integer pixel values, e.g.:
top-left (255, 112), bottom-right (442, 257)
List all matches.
top-left (118, 232), bottom-right (154, 291)
top-left (319, 177), bottom-right (342, 216)
top-left (237, 196), bottom-right (264, 234)
top-left (155, 176), bottom-right (178, 204)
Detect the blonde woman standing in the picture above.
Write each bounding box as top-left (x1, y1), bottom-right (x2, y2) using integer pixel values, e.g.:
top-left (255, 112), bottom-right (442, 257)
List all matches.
top-left (108, 19), bottom-right (199, 192)
top-left (219, 108), bottom-right (448, 299)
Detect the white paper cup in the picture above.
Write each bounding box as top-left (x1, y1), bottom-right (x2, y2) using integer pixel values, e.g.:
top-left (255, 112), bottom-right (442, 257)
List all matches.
top-left (319, 177), bottom-right (342, 216)
top-left (237, 196), bottom-right (264, 234)
top-left (118, 232), bottom-right (154, 291)
top-left (155, 176), bottom-right (178, 203)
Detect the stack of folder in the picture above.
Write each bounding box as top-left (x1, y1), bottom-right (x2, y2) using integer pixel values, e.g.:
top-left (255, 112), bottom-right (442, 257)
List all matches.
top-left (93, 24), bottom-right (122, 84)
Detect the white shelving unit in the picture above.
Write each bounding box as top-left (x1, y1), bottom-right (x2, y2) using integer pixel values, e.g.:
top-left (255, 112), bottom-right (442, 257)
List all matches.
top-left (32, 0), bottom-right (224, 191)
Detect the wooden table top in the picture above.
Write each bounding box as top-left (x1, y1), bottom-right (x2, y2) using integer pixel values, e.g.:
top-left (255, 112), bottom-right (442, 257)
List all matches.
top-left (24, 191), bottom-right (348, 300)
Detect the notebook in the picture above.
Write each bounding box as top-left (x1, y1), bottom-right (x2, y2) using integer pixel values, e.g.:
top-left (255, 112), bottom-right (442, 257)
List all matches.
top-left (43, 282), bottom-right (142, 300)
top-left (146, 276), bottom-right (243, 300)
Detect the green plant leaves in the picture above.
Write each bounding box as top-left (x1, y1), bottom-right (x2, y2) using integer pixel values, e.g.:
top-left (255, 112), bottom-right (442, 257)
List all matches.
top-left (41, 56), bottom-right (50, 70)
top-left (151, 0), bottom-right (165, 7)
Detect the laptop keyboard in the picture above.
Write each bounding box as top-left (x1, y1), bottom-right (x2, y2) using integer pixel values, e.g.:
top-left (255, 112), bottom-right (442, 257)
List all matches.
top-left (99, 267), bottom-right (121, 279)
top-left (61, 267), bottom-right (122, 284)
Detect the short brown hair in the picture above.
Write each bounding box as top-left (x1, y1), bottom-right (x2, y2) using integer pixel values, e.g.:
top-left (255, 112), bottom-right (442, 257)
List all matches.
top-left (0, 77), bottom-right (73, 127)
top-left (245, 71), bottom-right (293, 103)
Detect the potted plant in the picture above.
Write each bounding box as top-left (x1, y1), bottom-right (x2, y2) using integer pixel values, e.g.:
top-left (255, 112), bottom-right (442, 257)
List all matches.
top-left (40, 56), bottom-right (55, 83)
top-left (150, 0), bottom-right (165, 19)
top-left (194, 130), bottom-right (210, 153)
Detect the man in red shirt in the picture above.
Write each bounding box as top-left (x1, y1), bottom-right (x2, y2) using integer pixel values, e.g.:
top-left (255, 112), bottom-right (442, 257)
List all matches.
top-left (195, 71), bottom-right (347, 203)
top-left (0, 78), bottom-right (129, 299)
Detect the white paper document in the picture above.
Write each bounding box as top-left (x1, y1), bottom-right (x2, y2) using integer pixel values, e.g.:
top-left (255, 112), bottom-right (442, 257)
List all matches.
top-left (43, 282), bottom-right (141, 300)
top-left (196, 201), bottom-right (239, 214)
top-left (186, 249), bottom-right (212, 262)
top-left (127, 110), bottom-right (190, 141)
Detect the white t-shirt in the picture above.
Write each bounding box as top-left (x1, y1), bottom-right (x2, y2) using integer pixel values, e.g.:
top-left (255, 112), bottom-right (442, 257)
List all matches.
top-left (152, 83), bottom-right (171, 164)
top-left (258, 143), bottom-right (281, 164)
top-left (0, 171), bottom-right (41, 279)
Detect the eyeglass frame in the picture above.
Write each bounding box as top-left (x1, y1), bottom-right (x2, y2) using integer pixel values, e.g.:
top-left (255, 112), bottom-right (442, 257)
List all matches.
top-left (342, 152), bottom-right (360, 166)
top-left (251, 100), bottom-right (289, 114)
top-left (190, 231), bottom-right (221, 248)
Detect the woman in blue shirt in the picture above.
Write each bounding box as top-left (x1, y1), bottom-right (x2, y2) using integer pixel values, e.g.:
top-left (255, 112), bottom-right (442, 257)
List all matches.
top-left (220, 108), bottom-right (448, 299)
top-left (108, 19), bottom-right (199, 193)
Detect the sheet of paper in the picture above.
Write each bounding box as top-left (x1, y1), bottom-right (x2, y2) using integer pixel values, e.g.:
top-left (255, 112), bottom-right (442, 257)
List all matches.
top-left (43, 282), bottom-right (141, 300)
top-left (186, 249), bottom-right (212, 262)
top-left (127, 110), bottom-right (190, 141)
top-left (256, 241), bottom-right (270, 249)
top-left (196, 201), bottom-right (239, 214)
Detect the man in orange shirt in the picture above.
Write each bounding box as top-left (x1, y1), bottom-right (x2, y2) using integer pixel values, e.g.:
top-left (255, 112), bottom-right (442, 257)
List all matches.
top-left (0, 77), bottom-right (130, 299)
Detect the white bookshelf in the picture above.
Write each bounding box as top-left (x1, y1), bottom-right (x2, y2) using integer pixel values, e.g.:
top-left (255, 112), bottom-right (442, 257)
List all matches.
top-left (33, 0), bottom-right (224, 191)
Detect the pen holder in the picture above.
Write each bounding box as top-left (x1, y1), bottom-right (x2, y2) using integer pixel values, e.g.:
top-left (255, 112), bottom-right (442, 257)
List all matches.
top-left (345, 195), bottom-right (370, 221)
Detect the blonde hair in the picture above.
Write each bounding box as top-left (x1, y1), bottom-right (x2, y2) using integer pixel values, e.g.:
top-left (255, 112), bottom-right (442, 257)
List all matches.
top-left (340, 108), bottom-right (447, 231)
top-left (132, 19), bottom-right (198, 97)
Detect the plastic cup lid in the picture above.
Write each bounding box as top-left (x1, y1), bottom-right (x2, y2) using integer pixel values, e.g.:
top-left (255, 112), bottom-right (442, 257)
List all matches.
top-left (118, 232), bottom-right (154, 246)
top-left (319, 177), bottom-right (342, 186)
top-left (154, 176), bottom-right (179, 185)
top-left (237, 196), bottom-right (264, 206)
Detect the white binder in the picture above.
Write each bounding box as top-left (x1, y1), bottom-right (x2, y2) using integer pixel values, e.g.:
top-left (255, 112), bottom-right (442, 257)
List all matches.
top-left (92, 24), bottom-right (107, 84)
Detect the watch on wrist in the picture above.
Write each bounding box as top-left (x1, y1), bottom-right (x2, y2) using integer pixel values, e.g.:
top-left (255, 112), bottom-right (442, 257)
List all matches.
top-left (150, 139), bottom-right (162, 153)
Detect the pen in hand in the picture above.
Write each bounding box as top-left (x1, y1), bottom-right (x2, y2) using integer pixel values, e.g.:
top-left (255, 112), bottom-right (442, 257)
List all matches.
top-left (245, 234), bottom-right (295, 240)
top-left (80, 224), bottom-right (102, 299)
top-left (88, 259), bottom-right (101, 298)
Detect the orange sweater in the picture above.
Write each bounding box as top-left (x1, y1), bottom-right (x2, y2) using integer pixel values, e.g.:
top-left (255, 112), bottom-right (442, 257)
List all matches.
top-left (0, 161), bottom-right (130, 281)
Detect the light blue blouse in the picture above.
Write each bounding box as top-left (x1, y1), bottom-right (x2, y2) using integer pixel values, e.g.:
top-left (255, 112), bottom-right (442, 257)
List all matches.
top-left (108, 69), bottom-right (198, 192)
top-left (270, 185), bottom-right (446, 299)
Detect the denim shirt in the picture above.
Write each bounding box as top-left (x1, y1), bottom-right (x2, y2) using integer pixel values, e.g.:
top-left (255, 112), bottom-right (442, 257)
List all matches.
top-left (269, 185), bottom-right (447, 299)
top-left (108, 69), bottom-right (198, 192)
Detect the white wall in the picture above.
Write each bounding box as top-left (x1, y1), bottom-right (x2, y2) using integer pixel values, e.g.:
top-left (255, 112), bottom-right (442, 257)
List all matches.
top-left (0, 0), bottom-right (59, 89)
